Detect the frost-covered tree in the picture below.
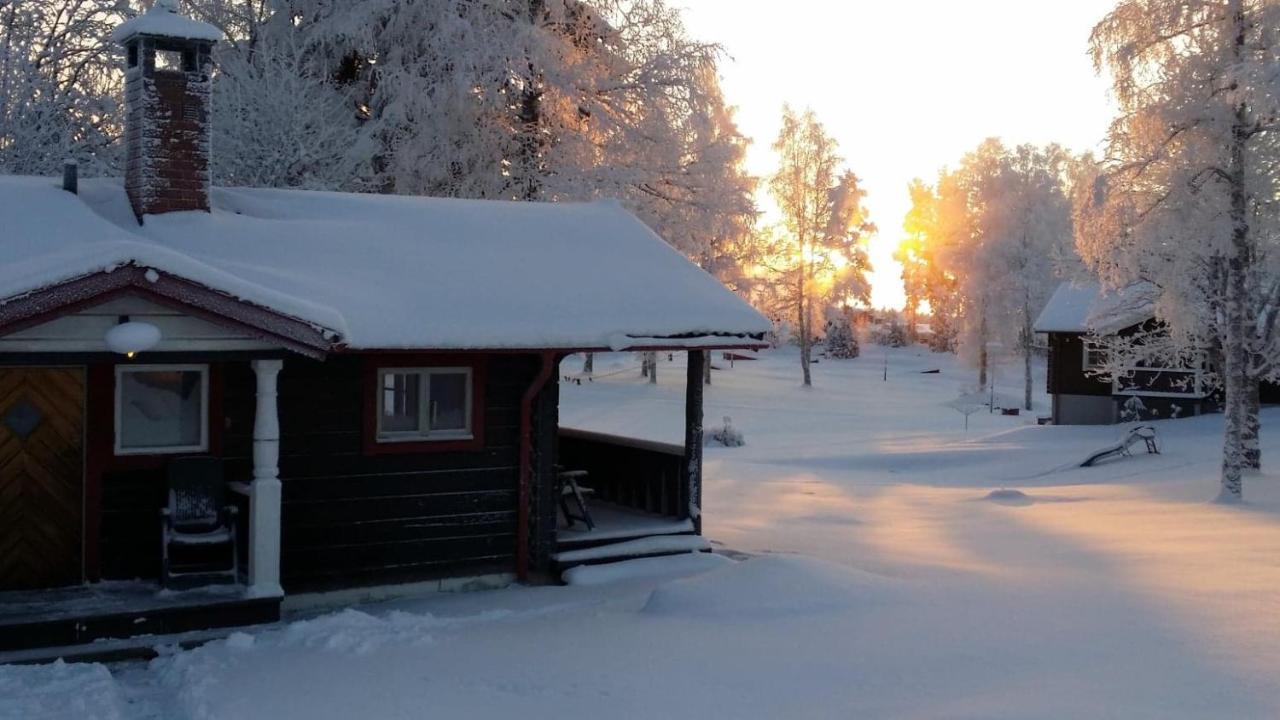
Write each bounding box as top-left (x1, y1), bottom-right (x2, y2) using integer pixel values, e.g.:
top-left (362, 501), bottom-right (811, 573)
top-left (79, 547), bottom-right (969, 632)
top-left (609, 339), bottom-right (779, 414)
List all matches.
top-left (895, 179), bottom-right (933, 343)
top-left (210, 20), bottom-right (357, 189)
top-left (903, 140), bottom-right (1072, 404)
top-left (229, 0), bottom-right (757, 269)
top-left (823, 308), bottom-right (859, 359)
top-left (0, 0), bottom-right (125, 175)
top-left (1081, 0), bottom-right (1280, 501)
top-left (764, 106), bottom-right (873, 386)
top-left (983, 143), bottom-right (1072, 410)
top-left (7, 0), bottom-right (757, 280)
top-left (897, 178), bottom-right (960, 352)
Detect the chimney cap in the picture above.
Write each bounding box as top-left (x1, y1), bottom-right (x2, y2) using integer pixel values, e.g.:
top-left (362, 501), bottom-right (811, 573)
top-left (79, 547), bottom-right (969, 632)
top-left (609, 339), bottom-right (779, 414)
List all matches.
top-left (112, 1), bottom-right (222, 44)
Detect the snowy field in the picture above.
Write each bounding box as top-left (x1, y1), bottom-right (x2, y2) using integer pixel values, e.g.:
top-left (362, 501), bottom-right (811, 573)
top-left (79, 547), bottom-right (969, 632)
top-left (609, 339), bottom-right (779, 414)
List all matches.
top-left (6, 347), bottom-right (1280, 719)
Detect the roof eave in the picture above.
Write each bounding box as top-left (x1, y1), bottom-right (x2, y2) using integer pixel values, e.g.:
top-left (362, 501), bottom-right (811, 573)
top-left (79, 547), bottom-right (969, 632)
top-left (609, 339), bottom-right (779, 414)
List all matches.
top-left (0, 265), bottom-right (336, 359)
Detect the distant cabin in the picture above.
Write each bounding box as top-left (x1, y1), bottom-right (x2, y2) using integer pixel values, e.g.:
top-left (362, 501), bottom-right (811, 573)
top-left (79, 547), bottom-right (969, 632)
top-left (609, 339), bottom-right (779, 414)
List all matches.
top-left (1034, 282), bottom-right (1213, 425)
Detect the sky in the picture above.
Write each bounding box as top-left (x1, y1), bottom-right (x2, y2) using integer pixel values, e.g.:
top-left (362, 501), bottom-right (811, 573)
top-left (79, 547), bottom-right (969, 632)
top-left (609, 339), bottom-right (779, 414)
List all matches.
top-left (679, 0), bottom-right (1120, 309)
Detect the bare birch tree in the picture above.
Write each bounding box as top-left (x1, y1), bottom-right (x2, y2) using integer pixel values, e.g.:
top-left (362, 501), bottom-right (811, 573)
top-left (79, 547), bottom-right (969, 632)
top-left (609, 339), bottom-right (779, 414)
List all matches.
top-left (766, 106), bottom-right (873, 387)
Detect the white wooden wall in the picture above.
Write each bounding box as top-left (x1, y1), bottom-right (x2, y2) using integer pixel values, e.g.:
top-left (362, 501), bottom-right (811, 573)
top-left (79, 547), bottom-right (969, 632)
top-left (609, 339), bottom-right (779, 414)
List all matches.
top-left (0, 296), bottom-right (277, 353)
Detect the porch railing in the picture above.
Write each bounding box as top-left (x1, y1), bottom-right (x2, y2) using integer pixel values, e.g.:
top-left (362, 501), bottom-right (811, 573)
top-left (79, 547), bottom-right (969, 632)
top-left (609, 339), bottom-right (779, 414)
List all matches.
top-left (557, 427), bottom-right (686, 519)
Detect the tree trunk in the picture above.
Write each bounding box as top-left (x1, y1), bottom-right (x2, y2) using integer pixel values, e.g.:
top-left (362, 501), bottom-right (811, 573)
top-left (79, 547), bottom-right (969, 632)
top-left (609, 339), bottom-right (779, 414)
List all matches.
top-left (1219, 0), bottom-right (1251, 502)
top-left (1244, 372), bottom-right (1261, 470)
top-left (582, 352), bottom-right (594, 375)
top-left (1023, 311), bottom-right (1034, 411)
top-left (649, 351), bottom-right (658, 385)
top-left (1220, 337), bottom-right (1247, 502)
top-left (703, 351), bottom-right (712, 385)
top-left (1023, 345), bottom-right (1033, 411)
top-left (0, 3), bottom-right (15, 126)
top-left (799, 266), bottom-right (812, 387)
top-left (978, 343), bottom-right (988, 389)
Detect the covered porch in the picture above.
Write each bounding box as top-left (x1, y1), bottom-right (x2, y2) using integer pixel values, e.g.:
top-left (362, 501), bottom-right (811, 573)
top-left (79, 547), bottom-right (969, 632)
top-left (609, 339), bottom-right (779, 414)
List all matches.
top-left (548, 351), bottom-right (711, 573)
top-left (0, 356), bottom-right (289, 657)
top-left (0, 271), bottom-right (332, 654)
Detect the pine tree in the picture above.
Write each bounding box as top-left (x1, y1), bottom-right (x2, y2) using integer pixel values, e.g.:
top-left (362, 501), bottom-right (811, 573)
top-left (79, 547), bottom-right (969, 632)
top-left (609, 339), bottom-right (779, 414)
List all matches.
top-left (823, 310), bottom-right (859, 359)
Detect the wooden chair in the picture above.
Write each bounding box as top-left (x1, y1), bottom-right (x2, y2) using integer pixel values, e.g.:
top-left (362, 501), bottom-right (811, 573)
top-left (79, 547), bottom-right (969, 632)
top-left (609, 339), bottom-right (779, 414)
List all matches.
top-left (557, 469), bottom-right (595, 530)
top-left (160, 457), bottom-right (239, 587)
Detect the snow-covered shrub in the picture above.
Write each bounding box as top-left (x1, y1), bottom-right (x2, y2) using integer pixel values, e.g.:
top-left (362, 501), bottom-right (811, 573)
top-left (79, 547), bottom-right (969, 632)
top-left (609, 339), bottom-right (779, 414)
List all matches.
top-left (705, 416), bottom-right (745, 447)
top-left (1121, 396), bottom-right (1147, 422)
top-left (823, 313), bottom-right (859, 359)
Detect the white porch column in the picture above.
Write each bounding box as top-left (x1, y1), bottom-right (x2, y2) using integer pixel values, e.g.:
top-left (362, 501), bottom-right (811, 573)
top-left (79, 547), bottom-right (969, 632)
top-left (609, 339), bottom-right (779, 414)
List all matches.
top-left (248, 358), bottom-right (284, 597)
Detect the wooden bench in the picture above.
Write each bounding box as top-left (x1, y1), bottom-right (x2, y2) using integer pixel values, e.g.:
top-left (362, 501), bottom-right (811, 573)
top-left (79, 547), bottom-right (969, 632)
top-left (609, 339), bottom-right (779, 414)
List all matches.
top-left (1081, 425), bottom-right (1160, 467)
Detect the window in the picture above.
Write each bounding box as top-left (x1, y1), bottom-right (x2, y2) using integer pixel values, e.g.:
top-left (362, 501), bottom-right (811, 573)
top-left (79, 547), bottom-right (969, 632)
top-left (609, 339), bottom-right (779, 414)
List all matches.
top-left (127, 42), bottom-right (139, 68)
top-left (376, 367), bottom-right (473, 442)
top-left (153, 48), bottom-right (194, 72)
top-left (115, 364), bottom-right (209, 455)
top-left (1083, 341), bottom-right (1109, 372)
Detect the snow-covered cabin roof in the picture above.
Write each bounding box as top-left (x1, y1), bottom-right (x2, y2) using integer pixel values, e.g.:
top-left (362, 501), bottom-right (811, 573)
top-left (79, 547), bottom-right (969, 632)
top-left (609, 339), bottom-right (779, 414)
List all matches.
top-left (1033, 281), bottom-right (1157, 336)
top-left (111, 0), bottom-right (223, 43)
top-left (0, 175), bottom-right (769, 351)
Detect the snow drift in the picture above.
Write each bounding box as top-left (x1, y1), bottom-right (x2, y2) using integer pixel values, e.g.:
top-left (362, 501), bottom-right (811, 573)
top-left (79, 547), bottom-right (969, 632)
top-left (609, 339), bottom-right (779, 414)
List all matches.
top-left (641, 554), bottom-right (901, 620)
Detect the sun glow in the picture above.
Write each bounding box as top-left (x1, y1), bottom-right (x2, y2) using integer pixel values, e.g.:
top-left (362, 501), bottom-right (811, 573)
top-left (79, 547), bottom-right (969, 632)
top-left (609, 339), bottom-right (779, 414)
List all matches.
top-left (680, 0), bottom-right (1117, 309)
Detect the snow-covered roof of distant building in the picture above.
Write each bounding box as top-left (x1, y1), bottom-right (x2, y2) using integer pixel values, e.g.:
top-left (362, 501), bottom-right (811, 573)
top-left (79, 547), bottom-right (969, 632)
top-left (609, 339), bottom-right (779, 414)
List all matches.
top-left (111, 1), bottom-right (223, 43)
top-left (1033, 281), bottom-right (1157, 335)
top-left (0, 175), bottom-right (768, 351)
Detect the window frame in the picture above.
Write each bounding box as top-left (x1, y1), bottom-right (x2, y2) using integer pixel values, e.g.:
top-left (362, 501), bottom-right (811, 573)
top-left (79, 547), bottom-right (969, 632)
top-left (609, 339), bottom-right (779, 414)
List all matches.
top-left (375, 366), bottom-right (474, 443)
top-left (114, 363), bottom-right (210, 456)
top-left (363, 356), bottom-right (486, 455)
top-left (1082, 340), bottom-right (1109, 373)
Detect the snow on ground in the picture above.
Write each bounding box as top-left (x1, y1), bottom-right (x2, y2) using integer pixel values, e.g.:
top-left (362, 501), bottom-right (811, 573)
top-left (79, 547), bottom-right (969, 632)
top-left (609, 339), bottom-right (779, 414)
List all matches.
top-left (6, 346), bottom-right (1280, 719)
top-left (0, 661), bottom-right (125, 720)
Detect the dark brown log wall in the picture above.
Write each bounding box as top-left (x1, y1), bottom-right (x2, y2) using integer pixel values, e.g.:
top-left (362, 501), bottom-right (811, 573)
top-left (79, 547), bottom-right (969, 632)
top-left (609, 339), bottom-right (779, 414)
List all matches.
top-left (251, 354), bottom-right (551, 592)
top-left (92, 352), bottom-right (558, 591)
top-left (1046, 333), bottom-right (1112, 397)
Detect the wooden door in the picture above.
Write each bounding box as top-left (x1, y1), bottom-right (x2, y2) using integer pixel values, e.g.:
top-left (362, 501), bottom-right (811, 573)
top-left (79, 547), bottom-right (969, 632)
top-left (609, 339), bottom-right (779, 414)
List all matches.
top-left (0, 368), bottom-right (85, 590)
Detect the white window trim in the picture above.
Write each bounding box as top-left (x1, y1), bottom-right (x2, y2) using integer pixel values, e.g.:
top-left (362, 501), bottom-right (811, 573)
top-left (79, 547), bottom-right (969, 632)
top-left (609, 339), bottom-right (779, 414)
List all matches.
top-left (1082, 340), bottom-right (1109, 373)
top-left (375, 367), bottom-right (474, 443)
top-left (1113, 367), bottom-right (1206, 399)
top-left (114, 363), bottom-right (210, 456)
top-left (1085, 340), bottom-right (1209, 399)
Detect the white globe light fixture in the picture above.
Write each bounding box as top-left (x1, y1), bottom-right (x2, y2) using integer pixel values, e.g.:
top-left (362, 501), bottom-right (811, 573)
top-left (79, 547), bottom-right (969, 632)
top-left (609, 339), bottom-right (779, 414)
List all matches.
top-left (105, 317), bottom-right (162, 358)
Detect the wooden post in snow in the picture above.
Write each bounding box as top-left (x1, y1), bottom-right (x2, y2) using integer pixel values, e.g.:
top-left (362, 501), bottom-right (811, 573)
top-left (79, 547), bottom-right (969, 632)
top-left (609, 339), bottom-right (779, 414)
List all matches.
top-left (682, 350), bottom-right (705, 534)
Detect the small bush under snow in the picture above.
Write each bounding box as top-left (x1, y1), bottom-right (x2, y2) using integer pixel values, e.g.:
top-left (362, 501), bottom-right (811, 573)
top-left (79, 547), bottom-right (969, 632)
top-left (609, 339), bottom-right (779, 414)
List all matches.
top-left (704, 416), bottom-right (745, 447)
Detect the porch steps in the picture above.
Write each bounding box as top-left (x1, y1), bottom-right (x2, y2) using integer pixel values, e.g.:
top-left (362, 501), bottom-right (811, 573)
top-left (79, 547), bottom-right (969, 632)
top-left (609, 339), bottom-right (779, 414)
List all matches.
top-left (0, 626), bottom-right (249, 666)
top-left (555, 518), bottom-right (695, 552)
top-left (552, 533), bottom-right (710, 578)
top-left (0, 591), bottom-right (280, 656)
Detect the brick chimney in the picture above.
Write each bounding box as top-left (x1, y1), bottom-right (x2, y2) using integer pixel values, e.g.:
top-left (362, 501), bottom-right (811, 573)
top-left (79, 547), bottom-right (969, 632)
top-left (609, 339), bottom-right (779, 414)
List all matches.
top-left (113, 1), bottom-right (222, 222)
